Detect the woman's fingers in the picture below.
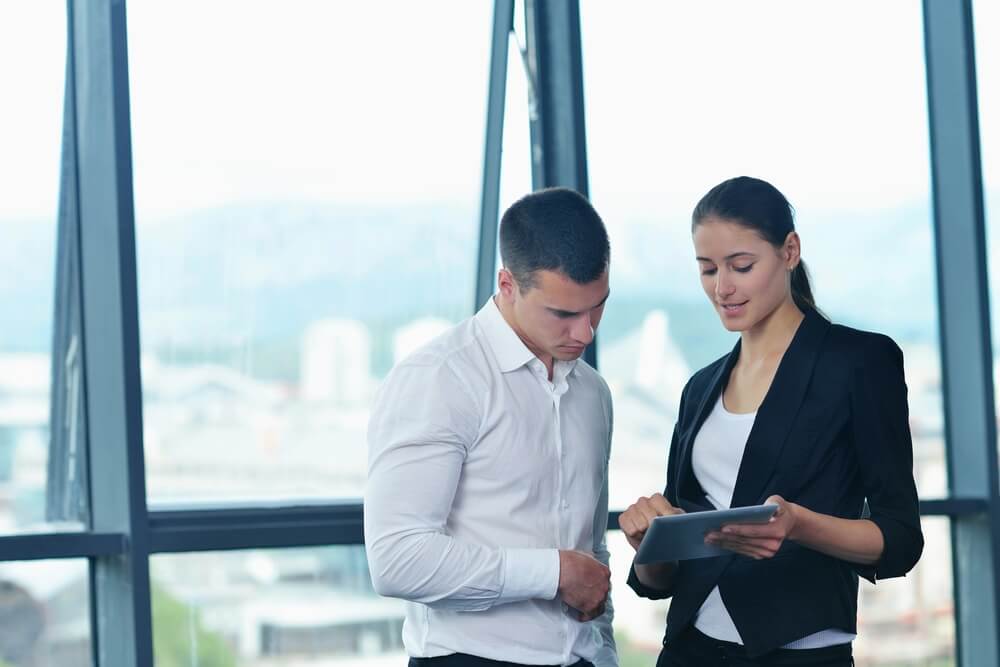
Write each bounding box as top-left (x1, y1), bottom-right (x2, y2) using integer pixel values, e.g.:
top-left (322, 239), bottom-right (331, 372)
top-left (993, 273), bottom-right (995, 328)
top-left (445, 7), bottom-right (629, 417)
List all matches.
top-left (720, 523), bottom-right (783, 539)
top-left (636, 498), bottom-right (661, 524)
top-left (706, 533), bottom-right (783, 558)
top-left (649, 493), bottom-right (681, 516)
top-left (621, 493), bottom-right (684, 552)
top-left (619, 513), bottom-right (641, 539)
top-left (620, 502), bottom-right (652, 550)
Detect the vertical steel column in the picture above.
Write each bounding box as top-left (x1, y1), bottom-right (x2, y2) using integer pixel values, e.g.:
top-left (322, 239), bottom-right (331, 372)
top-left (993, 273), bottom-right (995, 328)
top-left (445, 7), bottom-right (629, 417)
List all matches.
top-left (523, 0), bottom-right (597, 367)
top-left (69, 0), bottom-right (153, 664)
top-left (523, 0), bottom-right (588, 194)
top-left (476, 0), bottom-right (515, 310)
top-left (923, 1), bottom-right (1000, 664)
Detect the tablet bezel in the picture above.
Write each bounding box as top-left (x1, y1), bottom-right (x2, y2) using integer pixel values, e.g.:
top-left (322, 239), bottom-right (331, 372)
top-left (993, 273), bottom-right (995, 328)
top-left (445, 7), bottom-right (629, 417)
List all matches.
top-left (634, 503), bottom-right (779, 564)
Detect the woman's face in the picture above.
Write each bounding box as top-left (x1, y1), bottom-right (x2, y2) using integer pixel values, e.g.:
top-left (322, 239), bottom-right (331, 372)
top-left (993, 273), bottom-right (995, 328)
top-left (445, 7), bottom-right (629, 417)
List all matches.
top-left (692, 216), bottom-right (798, 333)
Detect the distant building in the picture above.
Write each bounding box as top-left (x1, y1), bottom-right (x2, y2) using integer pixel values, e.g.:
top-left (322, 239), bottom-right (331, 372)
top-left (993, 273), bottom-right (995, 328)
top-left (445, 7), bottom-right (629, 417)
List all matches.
top-left (301, 319), bottom-right (372, 404)
top-left (153, 549), bottom-right (405, 664)
top-left (635, 309), bottom-right (690, 403)
top-left (392, 318), bottom-right (451, 365)
top-left (0, 354), bottom-right (51, 531)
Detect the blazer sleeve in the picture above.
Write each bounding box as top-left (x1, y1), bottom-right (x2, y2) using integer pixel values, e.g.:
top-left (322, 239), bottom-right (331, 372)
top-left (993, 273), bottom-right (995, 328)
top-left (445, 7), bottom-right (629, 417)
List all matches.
top-left (850, 334), bottom-right (924, 582)
top-left (626, 382), bottom-right (688, 600)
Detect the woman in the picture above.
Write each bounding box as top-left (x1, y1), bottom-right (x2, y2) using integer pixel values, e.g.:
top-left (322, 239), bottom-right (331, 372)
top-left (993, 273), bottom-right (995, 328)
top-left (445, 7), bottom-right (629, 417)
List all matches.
top-left (619, 176), bottom-right (923, 666)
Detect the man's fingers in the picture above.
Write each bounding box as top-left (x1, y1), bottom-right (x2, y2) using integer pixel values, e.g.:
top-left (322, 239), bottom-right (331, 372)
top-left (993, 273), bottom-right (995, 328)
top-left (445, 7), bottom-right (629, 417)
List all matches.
top-left (578, 600), bottom-right (607, 622)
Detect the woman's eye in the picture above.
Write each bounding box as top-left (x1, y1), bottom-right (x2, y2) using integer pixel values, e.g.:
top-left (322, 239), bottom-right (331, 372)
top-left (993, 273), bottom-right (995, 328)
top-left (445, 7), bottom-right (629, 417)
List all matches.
top-left (733, 264), bottom-right (754, 274)
top-left (700, 267), bottom-right (717, 276)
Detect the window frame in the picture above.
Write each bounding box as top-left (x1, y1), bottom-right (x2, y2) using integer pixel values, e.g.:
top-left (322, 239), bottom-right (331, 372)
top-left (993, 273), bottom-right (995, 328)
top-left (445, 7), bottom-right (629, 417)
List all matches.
top-left (0, 1), bottom-right (993, 665)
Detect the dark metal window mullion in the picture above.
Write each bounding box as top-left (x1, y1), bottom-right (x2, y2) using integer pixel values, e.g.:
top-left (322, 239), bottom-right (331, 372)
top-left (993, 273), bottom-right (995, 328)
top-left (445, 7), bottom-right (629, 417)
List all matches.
top-left (923, 1), bottom-right (1000, 665)
top-left (522, 0), bottom-right (596, 367)
top-left (70, 0), bottom-right (154, 665)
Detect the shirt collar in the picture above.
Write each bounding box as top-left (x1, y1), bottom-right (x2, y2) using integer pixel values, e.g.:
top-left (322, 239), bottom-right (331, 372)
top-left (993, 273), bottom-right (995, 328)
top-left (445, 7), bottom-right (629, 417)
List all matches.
top-left (475, 297), bottom-right (537, 373)
top-left (475, 297), bottom-right (580, 379)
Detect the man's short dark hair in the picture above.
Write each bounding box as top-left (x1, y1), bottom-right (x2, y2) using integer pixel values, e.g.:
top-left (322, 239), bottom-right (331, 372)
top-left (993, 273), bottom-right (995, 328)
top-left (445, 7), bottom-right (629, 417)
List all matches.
top-left (498, 187), bottom-right (610, 290)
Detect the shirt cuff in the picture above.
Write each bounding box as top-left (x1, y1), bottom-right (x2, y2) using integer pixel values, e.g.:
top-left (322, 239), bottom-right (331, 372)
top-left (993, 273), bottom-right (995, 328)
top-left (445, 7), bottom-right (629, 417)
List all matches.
top-left (502, 548), bottom-right (560, 602)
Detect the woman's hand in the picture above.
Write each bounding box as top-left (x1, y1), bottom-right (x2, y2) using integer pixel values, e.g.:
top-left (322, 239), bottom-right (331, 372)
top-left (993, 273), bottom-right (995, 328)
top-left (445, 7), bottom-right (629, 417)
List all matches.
top-left (704, 495), bottom-right (799, 560)
top-left (619, 493), bottom-right (685, 551)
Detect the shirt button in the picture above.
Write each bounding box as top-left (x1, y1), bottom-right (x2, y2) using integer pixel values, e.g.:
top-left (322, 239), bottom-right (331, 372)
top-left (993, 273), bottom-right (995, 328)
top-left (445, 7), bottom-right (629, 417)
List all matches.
top-left (561, 500), bottom-right (569, 509)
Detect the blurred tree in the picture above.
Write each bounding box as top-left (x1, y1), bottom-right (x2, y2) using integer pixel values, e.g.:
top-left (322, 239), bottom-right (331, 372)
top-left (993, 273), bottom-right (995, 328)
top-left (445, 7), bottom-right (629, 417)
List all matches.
top-left (152, 584), bottom-right (236, 667)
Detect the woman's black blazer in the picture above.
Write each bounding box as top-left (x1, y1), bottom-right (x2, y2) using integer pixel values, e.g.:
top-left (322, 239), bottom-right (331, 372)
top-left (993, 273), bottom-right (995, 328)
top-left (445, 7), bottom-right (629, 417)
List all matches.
top-left (627, 307), bottom-right (924, 657)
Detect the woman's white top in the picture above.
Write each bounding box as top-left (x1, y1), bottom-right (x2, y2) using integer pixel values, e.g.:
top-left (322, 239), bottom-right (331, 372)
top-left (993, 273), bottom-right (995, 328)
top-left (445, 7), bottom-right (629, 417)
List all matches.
top-left (690, 393), bottom-right (856, 649)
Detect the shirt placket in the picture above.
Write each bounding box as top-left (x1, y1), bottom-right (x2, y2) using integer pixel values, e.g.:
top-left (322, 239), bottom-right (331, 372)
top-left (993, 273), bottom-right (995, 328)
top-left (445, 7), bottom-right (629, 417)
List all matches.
top-left (546, 362), bottom-right (575, 662)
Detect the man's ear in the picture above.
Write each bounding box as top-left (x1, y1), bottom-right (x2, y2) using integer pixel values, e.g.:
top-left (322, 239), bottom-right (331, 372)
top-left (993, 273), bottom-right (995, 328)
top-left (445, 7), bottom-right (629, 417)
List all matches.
top-left (497, 268), bottom-right (516, 299)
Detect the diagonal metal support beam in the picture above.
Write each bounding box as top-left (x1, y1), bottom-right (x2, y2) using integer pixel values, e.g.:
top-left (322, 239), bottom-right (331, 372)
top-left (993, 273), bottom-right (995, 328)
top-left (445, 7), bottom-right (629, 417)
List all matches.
top-left (476, 0), bottom-right (516, 310)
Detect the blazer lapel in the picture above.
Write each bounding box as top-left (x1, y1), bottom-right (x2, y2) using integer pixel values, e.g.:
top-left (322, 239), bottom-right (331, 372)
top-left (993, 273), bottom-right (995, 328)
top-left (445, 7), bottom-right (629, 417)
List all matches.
top-left (729, 308), bottom-right (830, 508)
top-left (675, 341), bottom-right (740, 510)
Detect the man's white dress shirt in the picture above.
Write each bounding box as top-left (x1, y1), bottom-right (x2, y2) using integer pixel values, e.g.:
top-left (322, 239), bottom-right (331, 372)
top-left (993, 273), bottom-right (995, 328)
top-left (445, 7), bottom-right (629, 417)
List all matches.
top-left (365, 298), bottom-right (616, 666)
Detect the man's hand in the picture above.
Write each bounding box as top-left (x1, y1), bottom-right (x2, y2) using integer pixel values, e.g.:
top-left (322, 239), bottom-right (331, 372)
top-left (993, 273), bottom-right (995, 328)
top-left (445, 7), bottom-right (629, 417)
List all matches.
top-left (558, 550), bottom-right (610, 621)
top-left (619, 493), bottom-right (685, 551)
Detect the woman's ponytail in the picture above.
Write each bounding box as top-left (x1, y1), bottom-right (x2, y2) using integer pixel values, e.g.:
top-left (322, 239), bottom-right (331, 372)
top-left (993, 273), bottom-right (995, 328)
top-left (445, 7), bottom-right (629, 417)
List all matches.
top-left (790, 260), bottom-right (816, 313)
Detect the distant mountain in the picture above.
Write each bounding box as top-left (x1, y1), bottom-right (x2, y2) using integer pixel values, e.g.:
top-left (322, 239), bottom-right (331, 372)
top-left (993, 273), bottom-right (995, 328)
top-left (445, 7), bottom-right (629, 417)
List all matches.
top-left (5, 196), bottom-right (1000, 371)
top-left (136, 201), bottom-right (479, 344)
top-left (0, 218), bottom-right (56, 353)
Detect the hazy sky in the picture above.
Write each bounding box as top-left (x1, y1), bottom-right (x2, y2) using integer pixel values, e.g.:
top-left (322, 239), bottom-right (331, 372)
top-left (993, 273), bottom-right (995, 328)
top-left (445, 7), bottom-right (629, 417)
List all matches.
top-left (582, 0), bottom-right (933, 213)
top-left (0, 2), bottom-right (65, 221)
top-left (3, 0), bottom-right (999, 223)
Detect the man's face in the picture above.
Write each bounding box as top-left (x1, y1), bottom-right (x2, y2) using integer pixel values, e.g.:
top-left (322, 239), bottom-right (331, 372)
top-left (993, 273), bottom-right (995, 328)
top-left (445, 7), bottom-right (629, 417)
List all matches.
top-left (499, 268), bottom-right (610, 363)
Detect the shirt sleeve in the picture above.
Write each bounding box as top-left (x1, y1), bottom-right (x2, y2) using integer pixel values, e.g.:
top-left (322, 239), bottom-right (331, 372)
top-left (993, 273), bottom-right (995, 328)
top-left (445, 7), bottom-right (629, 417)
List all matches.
top-left (589, 386), bottom-right (617, 667)
top-left (850, 335), bottom-right (924, 582)
top-left (364, 357), bottom-right (560, 611)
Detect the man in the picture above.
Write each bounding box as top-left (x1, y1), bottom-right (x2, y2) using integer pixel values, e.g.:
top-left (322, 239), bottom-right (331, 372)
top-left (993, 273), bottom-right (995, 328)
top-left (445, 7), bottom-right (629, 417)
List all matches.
top-left (365, 187), bottom-right (616, 667)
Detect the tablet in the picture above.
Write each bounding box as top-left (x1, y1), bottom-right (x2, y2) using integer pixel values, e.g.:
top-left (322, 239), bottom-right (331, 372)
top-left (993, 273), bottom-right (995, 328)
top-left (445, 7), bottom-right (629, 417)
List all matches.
top-left (634, 504), bottom-right (779, 564)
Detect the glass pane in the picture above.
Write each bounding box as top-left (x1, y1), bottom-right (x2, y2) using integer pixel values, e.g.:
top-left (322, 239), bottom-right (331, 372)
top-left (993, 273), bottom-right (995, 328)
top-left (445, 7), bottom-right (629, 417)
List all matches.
top-left (0, 4), bottom-right (74, 532)
top-left (610, 518), bottom-right (955, 665)
top-left (580, 1), bottom-right (945, 509)
top-left (974, 1), bottom-right (1000, 469)
top-left (490, 8), bottom-right (535, 292)
top-left (855, 517), bottom-right (955, 665)
top-left (128, 2), bottom-right (492, 503)
top-left (152, 546), bottom-right (403, 665)
top-left (608, 530), bottom-right (671, 663)
top-left (0, 559), bottom-right (91, 666)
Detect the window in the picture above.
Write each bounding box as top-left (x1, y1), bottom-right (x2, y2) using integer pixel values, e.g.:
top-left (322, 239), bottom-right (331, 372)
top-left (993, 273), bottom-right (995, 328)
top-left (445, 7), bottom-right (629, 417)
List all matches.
top-left (127, 1), bottom-right (493, 504)
top-left (583, 5), bottom-right (952, 661)
top-left (974, 0), bottom-right (1000, 458)
top-left (0, 2), bottom-right (77, 533)
top-left (580, 0), bottom-right (945, 509)
top-left (855, 518), bottom-right (954, 664)
top-left (152, 546), bottom-right (400, 665)
top-left (0, 559), bottom-right (90, 666)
